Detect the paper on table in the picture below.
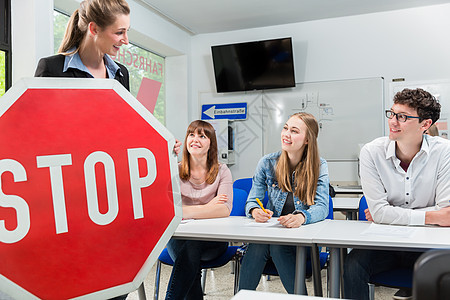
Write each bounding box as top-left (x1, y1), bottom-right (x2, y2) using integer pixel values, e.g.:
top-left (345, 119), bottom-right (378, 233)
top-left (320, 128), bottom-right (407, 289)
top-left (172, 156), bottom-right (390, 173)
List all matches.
top-left (245, 218), bottom-right (282, 227)
top-left (361, 223), bottom-right (416, 238)
top-left (180, 218), bottom-right (194, 224)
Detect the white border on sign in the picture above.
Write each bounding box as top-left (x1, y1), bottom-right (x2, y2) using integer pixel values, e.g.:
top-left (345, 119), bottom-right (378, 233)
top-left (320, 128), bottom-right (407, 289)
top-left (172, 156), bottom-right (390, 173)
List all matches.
top-left (0, 78), bottom-right (182, 300)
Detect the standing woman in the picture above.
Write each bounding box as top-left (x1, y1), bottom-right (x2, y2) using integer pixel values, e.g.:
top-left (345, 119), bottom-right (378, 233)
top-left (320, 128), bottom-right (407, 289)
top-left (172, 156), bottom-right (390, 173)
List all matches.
top-left (35, 0), bottom-right (130, 90)
top-left (34, 0), bottom-right (183, 153)
top-left (238, 112), bottom-right (329, 294)
top-left (165, 120), bottom-right (233, 300)
top-left (33, 2), bottom-right (176, 299)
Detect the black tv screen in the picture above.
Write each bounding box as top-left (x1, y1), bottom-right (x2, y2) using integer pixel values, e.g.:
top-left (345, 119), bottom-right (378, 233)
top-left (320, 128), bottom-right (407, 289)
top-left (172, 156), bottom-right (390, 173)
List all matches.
top-left (211, 37), bottom-right (295, 93)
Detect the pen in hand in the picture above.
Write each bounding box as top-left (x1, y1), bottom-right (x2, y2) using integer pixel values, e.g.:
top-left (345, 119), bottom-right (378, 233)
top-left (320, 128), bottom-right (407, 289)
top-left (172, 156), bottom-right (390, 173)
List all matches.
top-left (256, 197), bottom-right (271, 218)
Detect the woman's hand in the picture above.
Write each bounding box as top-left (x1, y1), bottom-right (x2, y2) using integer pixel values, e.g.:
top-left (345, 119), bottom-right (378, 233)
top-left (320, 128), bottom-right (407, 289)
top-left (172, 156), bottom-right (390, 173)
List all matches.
top-left (364, 208), bottom-right (373, 222)
top-left (173, 139), bottom-right (182, 155)
top-left (205, 194), bottom-right (228, 207)
top-left (182, 194), bottom-right (229, 219)
top-left (251, 208), bottom-right (273, 223)
top-left (278, 213), bottom-right (305, 228)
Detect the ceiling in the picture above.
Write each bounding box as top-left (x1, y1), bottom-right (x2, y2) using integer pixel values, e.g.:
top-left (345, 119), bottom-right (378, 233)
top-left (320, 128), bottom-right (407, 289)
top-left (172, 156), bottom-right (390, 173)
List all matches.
top-left (139, 0), bottom-right (450, 35)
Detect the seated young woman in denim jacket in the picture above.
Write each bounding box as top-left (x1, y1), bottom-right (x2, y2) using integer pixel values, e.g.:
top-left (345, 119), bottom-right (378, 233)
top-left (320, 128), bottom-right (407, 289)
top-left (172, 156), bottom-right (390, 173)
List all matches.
top-left (238, 112), bottom-right (329, 294)
top-left (165, 120), bottom-right (233, 300)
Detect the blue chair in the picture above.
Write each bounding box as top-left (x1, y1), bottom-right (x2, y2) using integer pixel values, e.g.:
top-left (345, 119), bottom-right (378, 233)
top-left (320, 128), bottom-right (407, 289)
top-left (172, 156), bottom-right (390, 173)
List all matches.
top-left (154, 188), bottom-right (248, 299)
top-left (233, 178), bottom-right (269, 207)
top-left (262, 195), bottom-right (334, 296)
top-left (327, 195), bottom-right (334, 220)
top-left (358, 195), bottom-right (368, 221)
top-left (230, 188), bottom-right (248, 216)
top-left (154, 246), bottom-right (241, 299)
top-left (233, 178), bottom-right (252, 195)
top-left (358, 196), bottom-right (413, 300)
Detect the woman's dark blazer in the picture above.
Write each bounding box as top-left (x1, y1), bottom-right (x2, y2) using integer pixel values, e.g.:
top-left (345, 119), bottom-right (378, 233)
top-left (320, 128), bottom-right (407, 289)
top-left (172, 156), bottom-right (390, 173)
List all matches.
top-left (34, 54), bottom-right (130, 91)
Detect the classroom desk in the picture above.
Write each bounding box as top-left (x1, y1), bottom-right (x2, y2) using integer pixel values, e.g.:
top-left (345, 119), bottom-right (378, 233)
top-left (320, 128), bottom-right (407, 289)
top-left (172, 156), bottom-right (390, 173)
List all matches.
top-left (332, 186), bottom-right (363, 195)
top-left (173, 216), bottom-right (329, 295)
top-left (313, 219), bottom-right (450, 298)
top-left (332, 197), bottom-right (360, 220)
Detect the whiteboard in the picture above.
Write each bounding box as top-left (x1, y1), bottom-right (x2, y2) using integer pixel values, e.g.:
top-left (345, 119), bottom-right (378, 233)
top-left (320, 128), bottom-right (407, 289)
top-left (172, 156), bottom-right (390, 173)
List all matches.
top-left (390, 79), bottom-right (450, 139)
top-left (262, 78), bottom-right (385, 160)
top-left (198, 77), bottom-right (385, 183)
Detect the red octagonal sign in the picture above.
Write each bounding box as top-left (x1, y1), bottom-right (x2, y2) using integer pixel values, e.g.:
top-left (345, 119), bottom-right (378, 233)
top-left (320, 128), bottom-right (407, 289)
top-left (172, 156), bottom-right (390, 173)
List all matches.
top-left (0, 78), bottom-right (182, 299)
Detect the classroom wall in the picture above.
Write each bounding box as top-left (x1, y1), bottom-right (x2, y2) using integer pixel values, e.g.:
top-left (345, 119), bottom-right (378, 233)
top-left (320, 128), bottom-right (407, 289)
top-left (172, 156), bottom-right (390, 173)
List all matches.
top-left (11, 0), bottom-right (54, 82)
top-left (188, 3), bottom-right (450, 181)
top-left (11, 2), bottom-right (450, 182)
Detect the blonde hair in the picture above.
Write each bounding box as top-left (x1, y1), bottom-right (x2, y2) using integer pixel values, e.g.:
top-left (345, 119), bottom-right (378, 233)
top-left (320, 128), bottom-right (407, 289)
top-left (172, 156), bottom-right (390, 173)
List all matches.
top-left (59, 0), bottom-right (130, 54)
top-left (425, 124), bottom-right (439, 136)
top-left (275, 112), bottom-right (320, 206)
top-left (179, 120), bottom-right (219, 184)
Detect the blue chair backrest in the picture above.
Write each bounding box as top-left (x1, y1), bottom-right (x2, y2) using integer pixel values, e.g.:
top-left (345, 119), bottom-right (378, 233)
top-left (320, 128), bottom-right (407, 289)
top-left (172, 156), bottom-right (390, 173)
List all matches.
top-left (262, 191), bottom-right (269, 206)
top-left (233, 178), bottom-right (271, 212)
top-left (327, 195), bottom-right (334, 220)
top-left (359, 195), bottom-right (368, 221)
top-left (230, 188), bottom-right (248, 216)
top-left (233, 178), bottom-right (253, 195)
top-left (233, 178), bottom-right (330, 217)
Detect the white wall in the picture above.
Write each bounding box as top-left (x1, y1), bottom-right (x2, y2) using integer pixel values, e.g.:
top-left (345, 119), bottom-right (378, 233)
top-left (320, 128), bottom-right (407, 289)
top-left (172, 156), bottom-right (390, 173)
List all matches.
top-left (12, 0), bottom-right (53, 82)
top-left (189, 3), bottom-right (450, 181)
top-left (12, 2), bottom-right (450, 181)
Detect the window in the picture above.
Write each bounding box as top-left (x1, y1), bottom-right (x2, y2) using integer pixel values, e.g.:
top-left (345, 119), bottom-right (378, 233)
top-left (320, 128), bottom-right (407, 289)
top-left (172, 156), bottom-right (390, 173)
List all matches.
top-left (0, 51), bottom-right (6, 96)
top-left (0, 0), bottom-right (12, 97)
top-left (53, 10), bottom-right (166, 124)
top-left (53, 10), bottom-right (70, 54)
top-left (110, 44), bottom-right (166, 124)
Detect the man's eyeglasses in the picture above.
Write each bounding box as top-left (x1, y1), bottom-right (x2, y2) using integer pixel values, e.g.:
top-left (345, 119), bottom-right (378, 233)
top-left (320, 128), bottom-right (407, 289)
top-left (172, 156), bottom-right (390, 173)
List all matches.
top-left (385, 110), bottom-right (421, 122)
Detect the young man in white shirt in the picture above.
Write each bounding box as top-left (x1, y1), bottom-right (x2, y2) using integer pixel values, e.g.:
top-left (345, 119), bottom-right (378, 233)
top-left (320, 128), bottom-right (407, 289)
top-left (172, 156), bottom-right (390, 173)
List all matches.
top-left (343, 88), bottom-right (450, 300)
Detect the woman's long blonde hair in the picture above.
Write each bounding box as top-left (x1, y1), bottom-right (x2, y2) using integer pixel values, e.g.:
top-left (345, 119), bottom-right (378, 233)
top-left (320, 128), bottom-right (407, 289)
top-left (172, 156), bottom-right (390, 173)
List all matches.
top-left (179, 120), bottom-right (219, 184)
top-left (59, 0), bottom-right (130, 54)
top-left (275, 112), bottom-right (320, 206)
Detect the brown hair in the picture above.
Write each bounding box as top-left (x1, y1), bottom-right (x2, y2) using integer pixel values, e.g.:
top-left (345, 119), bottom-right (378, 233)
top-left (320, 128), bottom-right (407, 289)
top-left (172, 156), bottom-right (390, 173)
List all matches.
top-left (275, 112), bottom-right (320, 206)
top-left (59, 0), bottom-right (130, 54)
top-left (393, 88), bottom-right (441, 124)
top-left (179, 120), bottom-right (219, 184)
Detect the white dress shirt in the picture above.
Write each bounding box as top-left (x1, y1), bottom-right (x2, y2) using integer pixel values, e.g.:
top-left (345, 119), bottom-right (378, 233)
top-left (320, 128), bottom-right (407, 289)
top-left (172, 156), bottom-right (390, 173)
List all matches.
top-left (360, 135), bottom-right (450, 226)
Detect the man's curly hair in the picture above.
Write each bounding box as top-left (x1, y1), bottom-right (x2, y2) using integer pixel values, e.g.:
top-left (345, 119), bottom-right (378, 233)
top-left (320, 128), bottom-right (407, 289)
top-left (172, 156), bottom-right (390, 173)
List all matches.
top-left (393, 88), bottom-right (441, 124)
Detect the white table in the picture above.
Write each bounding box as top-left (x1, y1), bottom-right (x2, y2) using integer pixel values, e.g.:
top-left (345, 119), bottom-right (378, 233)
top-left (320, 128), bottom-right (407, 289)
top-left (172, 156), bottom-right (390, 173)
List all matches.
top-left (332, 186), bottom-right (363, 195)
top-left (173, 216), bottom-right (329, 295)
top-left (313, 219), bottom-right (450, 298)
top-left (332, 197), bottom-right (360, 220)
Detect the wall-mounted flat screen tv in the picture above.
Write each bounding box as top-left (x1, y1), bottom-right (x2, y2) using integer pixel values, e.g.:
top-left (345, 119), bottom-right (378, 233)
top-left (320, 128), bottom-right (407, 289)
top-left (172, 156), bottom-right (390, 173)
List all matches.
top-left (211, 37), bottom-right (295, 93)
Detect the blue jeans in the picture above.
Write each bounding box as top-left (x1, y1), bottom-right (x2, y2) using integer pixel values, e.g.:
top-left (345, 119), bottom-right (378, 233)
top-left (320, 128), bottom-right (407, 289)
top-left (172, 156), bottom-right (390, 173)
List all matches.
top-left (343, 249), bottom-right (423, 300)
top-left (238, 244), bottom-right (309, 294)
top-left (165, 239), bottom-right (228, 300)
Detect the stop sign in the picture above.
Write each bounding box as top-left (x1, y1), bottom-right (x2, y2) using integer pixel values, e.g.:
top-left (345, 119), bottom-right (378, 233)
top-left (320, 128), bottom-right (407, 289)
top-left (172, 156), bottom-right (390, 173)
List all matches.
top-left (0, 78), bottom-right (182, 299)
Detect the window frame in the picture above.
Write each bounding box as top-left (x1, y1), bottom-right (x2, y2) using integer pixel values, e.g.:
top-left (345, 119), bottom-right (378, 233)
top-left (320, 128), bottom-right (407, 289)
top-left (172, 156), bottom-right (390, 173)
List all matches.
top-left (0, 0), bottom-right (12, 92)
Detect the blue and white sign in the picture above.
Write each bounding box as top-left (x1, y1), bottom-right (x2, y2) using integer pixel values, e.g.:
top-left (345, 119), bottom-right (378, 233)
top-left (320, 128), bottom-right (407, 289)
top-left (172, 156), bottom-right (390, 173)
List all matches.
top-left (201, 103), bottom-right (247, 120)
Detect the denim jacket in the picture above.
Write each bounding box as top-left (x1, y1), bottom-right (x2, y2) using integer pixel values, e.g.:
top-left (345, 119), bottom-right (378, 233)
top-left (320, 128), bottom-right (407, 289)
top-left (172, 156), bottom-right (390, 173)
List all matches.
top-left (245, 151), bottom-right (330, 225)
